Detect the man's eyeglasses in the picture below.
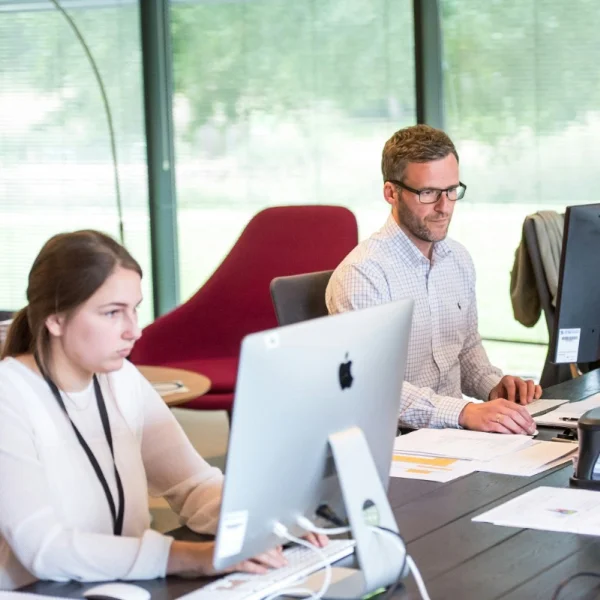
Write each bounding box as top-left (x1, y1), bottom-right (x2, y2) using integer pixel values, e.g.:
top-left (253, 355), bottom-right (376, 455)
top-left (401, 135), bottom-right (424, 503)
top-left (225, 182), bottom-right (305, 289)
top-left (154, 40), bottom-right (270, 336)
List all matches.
top-left (388, 179), bottom-right (467, 204)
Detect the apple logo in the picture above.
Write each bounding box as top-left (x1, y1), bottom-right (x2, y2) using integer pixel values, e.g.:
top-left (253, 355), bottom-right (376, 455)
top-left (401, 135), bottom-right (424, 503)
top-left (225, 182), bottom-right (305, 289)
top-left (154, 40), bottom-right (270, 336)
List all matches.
top-left (338, 353), bottom-right (353, 390)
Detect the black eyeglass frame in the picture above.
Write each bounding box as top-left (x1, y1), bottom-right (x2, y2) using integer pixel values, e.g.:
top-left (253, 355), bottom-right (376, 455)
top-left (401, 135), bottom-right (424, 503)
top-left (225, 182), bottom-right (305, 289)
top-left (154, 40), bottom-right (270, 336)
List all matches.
top-left (388, 179), bottom-right (467, 204)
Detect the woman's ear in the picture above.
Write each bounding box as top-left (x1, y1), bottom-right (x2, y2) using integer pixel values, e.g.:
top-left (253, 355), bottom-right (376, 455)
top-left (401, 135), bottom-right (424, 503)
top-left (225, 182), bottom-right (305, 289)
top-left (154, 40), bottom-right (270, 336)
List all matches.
top-left (45, 314), bottom-right (65, 338)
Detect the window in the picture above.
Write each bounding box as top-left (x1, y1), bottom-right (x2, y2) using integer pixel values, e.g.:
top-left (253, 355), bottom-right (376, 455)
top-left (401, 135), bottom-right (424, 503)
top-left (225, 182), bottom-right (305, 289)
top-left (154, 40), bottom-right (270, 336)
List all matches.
top-left (171, 0), bottom-right (416, 300)
top-left (441, 0), bottom-right (600, 375)
top-left (0, 1), bottom-right (153, 323)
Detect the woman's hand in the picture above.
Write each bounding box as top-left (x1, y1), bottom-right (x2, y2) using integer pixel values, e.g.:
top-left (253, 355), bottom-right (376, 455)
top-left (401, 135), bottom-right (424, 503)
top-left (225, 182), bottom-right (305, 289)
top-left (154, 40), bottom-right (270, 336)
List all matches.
top-left (304, 533), bottom-right (328, 548)
top-left (168, 541), bottom-right (287, 578)
top-left (168, 533), bottom-right (329, 578)
top-left (227, 545), bottom-right (287, 575)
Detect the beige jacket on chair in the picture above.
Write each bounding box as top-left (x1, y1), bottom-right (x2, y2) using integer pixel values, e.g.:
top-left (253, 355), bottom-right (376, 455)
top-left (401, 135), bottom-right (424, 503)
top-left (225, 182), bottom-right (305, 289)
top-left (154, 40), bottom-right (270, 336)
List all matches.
top-left (510, 210), bottom-right (564, 327)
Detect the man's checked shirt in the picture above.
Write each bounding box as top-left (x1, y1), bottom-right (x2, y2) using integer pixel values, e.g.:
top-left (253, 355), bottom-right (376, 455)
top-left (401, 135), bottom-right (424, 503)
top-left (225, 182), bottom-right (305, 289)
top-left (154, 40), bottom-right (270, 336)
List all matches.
top-left (326, 214), bottom-right (502, 429)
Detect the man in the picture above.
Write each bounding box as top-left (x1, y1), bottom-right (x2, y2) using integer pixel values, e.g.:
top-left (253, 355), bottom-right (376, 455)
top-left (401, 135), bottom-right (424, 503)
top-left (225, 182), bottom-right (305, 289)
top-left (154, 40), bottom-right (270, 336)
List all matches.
top-left (326, 124), bottom-right (541, 434)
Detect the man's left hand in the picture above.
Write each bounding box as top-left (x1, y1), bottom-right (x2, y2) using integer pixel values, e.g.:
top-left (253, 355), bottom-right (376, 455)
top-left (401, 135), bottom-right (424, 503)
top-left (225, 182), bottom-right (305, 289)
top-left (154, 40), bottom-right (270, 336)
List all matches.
top-left (488, 375), bottom-right (542, 405)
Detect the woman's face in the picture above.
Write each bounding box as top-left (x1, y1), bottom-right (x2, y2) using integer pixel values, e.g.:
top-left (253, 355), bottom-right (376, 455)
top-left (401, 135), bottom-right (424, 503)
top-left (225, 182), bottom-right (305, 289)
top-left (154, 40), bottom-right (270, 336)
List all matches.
top-left (50, 266), bottom-right (143, 376)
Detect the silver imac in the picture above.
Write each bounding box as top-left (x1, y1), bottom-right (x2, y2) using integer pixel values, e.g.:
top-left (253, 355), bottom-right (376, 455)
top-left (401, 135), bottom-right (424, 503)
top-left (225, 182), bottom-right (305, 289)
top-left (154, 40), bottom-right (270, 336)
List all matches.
top-left (213, 299), bottom-right (414, 598)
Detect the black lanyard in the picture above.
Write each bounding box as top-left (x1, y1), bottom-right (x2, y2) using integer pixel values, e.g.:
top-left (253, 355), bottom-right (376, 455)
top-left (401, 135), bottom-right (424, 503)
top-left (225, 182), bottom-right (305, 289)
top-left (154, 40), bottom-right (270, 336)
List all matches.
top-left (35, 356), bottom-right (125, 535)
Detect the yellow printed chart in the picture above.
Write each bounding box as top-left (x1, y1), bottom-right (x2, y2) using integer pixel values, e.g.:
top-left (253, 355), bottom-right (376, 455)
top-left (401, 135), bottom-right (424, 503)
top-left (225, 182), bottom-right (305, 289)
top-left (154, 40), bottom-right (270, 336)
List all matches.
top-left (390, 453), bottom-right (476, 482)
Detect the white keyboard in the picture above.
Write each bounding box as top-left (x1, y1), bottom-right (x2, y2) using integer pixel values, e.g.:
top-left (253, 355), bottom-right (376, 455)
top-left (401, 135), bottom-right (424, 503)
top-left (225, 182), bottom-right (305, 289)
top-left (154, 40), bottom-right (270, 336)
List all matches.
top-left (179, 538), bottom-right (356, 600)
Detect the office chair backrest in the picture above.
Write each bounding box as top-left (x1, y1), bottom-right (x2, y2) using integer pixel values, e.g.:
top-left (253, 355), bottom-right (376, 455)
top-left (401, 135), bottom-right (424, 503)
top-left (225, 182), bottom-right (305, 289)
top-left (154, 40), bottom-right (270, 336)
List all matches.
top-left (270, 270), bottom-right (333, 326)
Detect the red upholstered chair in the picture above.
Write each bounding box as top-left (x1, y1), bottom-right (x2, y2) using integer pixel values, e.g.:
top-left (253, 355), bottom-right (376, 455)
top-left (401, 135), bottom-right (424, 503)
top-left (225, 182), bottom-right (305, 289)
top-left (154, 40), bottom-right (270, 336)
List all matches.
top-left (129, 205), bottom-right (358, 415)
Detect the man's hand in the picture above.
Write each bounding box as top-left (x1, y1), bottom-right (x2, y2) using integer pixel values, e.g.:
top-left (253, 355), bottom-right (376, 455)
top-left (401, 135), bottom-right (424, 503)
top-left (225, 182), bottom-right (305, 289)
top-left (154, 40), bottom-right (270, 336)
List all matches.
top-left (488, 375), bottom-right (542, 405)
top-left (458, 399), bottom-right (537, 434)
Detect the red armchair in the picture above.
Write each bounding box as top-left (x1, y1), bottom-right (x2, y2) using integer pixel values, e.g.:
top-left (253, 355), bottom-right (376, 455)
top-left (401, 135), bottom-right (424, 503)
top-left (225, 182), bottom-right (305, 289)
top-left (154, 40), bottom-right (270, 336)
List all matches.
top-left (129, 205), bottom-right (358, 414)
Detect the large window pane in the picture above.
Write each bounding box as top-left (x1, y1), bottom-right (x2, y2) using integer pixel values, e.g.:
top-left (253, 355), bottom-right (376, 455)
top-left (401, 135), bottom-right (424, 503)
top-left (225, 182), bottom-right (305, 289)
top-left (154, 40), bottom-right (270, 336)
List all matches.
top-left (0, 2), bottom-right (153, 323)
top-left (442, 0), bottom-right (600, 375)
top-left (172, 0), bottom-right (415, 301)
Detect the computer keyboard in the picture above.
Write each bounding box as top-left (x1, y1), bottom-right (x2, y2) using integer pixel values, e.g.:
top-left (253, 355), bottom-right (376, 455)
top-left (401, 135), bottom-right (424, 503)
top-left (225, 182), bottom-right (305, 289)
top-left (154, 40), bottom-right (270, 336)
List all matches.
top-left (179, 538), bottom-right (356, 600)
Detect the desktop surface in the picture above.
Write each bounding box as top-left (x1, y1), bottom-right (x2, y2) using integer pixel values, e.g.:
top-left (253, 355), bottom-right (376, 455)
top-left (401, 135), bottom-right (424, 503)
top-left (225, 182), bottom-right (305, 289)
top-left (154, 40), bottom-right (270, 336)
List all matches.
top-left (20, 368), bottom-right (600, 600)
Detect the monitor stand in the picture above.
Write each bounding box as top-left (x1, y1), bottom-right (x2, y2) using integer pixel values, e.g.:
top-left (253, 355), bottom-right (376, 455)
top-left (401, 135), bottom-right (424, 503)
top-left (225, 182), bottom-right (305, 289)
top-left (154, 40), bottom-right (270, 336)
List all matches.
top-left (298, 426), bottom-right (408, 600)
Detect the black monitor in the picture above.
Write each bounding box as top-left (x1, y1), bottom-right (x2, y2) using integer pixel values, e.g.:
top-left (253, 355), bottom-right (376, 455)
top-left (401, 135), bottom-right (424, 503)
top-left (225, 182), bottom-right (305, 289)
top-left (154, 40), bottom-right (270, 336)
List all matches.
top-left (551, 203), bottom-right (600, 365)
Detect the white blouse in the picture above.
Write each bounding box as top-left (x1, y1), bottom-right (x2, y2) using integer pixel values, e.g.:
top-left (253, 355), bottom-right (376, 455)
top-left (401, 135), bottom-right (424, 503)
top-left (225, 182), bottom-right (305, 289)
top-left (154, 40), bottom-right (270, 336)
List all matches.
top-left (0, 358), bottom-right (224, 590)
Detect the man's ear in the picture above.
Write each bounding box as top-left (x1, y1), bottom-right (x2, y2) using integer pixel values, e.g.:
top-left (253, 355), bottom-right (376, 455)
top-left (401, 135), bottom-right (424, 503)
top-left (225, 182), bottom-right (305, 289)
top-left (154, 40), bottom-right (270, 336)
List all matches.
top-left (45, 314), bottom-right (65, 338)
top-left (383, 182), bottom-right (397, 207)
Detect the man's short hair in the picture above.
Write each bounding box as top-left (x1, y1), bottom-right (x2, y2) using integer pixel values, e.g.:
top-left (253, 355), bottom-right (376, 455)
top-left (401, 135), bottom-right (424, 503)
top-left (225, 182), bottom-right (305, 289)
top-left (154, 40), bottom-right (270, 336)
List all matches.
top-left (381, 124), bottom-right (459, 182)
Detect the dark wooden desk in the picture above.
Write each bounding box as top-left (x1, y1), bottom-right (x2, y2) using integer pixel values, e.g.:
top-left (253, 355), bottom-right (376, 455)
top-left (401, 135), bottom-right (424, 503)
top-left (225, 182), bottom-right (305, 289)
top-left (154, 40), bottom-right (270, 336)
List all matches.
top-left (22, 370), bottom-right (600, 600)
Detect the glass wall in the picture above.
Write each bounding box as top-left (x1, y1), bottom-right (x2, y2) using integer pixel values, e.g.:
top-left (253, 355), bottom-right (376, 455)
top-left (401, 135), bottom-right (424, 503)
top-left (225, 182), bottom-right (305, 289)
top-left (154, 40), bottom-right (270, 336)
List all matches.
top-left (4, 0), bottom-right (591, 380)
top-left (441, 0), bottom-right (600, 376)
top-left (171, 0), bottom-right (416, 301)
top-left (0, 1), bottom-right (153, 323)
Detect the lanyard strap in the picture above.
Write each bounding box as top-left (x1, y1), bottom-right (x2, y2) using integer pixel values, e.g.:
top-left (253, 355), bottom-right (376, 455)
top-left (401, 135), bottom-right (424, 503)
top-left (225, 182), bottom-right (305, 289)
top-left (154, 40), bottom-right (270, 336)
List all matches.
top-left (35, 356), bottom-right (125, 535)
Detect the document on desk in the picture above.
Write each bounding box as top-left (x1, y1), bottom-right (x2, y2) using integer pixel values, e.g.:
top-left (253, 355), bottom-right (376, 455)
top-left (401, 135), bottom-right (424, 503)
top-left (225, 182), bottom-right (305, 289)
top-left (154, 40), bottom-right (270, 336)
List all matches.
top-left (151, 381), bottom-right (190, 397)
top-left (534, 392), bottom-right (600, 428)
top-left (525, 398), bottom-right (569, 416)
top-left (393, 429), bottom-right (533, 462)
top-left (473, 486), bottom-right (600, 535)
top-left (475, 440), bottom-right (578, 476)
top-left (390, 453), bottom-right (476, 482)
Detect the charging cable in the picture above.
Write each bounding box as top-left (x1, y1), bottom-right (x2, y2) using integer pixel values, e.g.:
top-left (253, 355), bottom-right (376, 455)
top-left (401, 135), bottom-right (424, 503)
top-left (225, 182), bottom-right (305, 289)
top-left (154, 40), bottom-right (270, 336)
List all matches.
top-left (297, 515), bottom-right (352, 536)
top-left (370, 526), bottom-right (431, 600)
top-left (285, 515), bottom-right (431, 600)
top-left (406, 556), bottom-right (431, 600)
top-left (263, 522), bottom-right (332, 600)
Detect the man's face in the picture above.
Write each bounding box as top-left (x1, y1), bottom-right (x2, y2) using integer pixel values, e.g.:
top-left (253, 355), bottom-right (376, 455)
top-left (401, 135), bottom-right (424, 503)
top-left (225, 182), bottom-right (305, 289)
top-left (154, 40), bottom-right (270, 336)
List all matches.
top-left (388, 153), bottom-right (459, 245)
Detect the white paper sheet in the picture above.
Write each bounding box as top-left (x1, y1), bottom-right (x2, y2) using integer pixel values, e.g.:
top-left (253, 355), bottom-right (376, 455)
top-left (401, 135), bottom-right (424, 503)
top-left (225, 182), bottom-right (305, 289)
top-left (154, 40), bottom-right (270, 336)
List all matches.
top-left (534, 393), bottom-right (600, 428)
top-left (525, 399), bottom-right (570, 416)
top-left (390, 453), bottom-right (476, 482)
top-left (394, 429), bottom-right (533, 462)
top-left (473, 486), bottom-right (600, 535)
top-left (475, 440), bottom-right (578, 476)
top-left (550, 393), bottom-right (600, 418)
top-left (528, 455), bottom-right (576, 475)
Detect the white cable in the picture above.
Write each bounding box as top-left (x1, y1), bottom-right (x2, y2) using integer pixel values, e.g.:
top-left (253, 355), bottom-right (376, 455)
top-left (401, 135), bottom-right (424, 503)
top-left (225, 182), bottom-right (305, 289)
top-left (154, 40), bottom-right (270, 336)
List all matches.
top-left (406, 555), bottom-right (431, 600)
top-left (296, 515), bottom-right (352, 536)
top-left (369, 527), bottom-right (432, 600)
top-left (369, 526), bottom-right (406, 556)
top-left (263, 522), bottom-right (332, 600)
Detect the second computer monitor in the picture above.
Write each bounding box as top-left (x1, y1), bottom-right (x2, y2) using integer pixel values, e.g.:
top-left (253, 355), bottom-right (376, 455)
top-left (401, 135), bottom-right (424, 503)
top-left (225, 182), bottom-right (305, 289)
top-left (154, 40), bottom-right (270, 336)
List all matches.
top-left (213, 299), bottom-right (413, 571)
top-left (552, 203), bottom-right (600, 364)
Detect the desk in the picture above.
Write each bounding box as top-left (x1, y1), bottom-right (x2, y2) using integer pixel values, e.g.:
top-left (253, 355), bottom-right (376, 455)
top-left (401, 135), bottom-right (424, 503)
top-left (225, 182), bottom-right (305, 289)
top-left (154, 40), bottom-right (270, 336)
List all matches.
top-left (137, 365), bottom-right (211, 407)
top-left (21, 369), bottom-right (600, 599)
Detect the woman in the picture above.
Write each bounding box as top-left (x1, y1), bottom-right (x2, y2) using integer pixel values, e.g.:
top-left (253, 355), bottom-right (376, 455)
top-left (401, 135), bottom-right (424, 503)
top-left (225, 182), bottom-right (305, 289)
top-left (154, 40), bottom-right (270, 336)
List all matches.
top-left (0, 230), bottom-right (323, 590)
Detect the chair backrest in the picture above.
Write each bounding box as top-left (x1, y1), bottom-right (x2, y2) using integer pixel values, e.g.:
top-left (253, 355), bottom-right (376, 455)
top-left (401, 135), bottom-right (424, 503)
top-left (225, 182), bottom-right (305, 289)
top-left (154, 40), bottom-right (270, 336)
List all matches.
top-left (131, 205), bottom-right (358, 364)
top-left (270, 270), bottom-right (333, 326)
top-left (523, 218), bottom-right (571, 387)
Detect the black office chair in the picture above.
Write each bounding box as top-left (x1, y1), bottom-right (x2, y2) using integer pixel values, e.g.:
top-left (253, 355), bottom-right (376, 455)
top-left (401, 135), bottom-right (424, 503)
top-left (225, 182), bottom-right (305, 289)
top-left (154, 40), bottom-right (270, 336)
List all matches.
top-left (523, 219), bottom-right (572, 388)
top-left (0, 311), bottom-right (14, 321)
top-left (270, 270), bottom-right (333, 326)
